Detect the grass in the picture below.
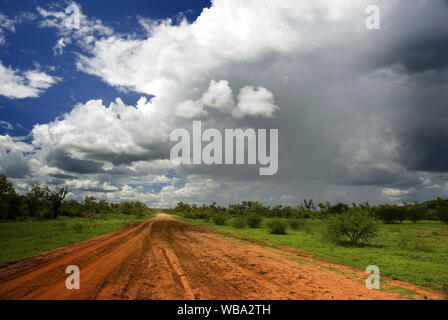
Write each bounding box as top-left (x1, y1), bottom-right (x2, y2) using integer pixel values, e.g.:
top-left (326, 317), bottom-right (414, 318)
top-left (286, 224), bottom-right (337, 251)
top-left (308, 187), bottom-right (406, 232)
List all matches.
top-left (0, 213), bottom-right (154, 266)
top-left (175, 215), bottom-right (448, 292)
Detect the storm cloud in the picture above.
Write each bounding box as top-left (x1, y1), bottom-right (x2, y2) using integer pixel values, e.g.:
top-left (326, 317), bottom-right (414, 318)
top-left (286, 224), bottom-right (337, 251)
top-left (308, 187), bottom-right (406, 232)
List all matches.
top-left (1, 0), bottom-right (447, 207)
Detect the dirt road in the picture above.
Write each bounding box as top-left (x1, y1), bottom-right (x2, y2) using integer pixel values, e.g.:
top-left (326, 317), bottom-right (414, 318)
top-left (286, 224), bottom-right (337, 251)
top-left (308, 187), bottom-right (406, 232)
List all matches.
top-left (0, 214), bottom-right (445, 300)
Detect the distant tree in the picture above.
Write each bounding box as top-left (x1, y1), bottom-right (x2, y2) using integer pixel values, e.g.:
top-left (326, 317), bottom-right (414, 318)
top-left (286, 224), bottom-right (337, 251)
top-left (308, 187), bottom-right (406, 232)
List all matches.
top-left (407, 205), bottom-right (425, 223)
top-left (270, 205), bottom-right (283, 217)
top-left (329, 203), bottom-right (349, 215)
top-left (24, 185), bottom-right (50, 217)
top-left (84, 196), bottom-right (97, 213)
top-left (303, 199), bottom-right (315, 218)
top-left (436, 198), bottom-right (448, 224)
top-left (0, 174), bottom-right (14, 195)
top-left (49, 186), bottom-right (70, 219)
top-left (0, 175), bottom-right (22, 220)
top-left (374, 204), bottom-right (401, 224)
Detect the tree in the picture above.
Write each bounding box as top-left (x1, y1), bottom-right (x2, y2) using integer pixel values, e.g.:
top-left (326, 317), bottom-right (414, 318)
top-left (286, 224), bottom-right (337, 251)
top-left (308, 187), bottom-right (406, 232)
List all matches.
top-left (0, 175), bottom-right (21, 220)
top-left (407, 205), bottom-right (425, 223)
top-left (24, 185), bottom-right (50, 217)
top-left (48, 186), bottom-right (70, 219)
top-left (0, 174), bottom-right (14, 195)
top-left (374, 204), bottom-right (401, 224)
top-left (84, 196), bottom-right (97, 213)
top-left (303, 199), bottom-right (315, 218)
top-left (329, 202), bottom-right (349, 215)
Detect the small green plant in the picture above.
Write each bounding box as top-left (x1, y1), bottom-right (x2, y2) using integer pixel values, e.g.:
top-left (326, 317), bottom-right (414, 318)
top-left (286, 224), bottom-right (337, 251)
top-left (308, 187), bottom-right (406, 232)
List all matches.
top-left (412, 239), bottom-right (433, 252)
top-left (397, 233), bottom-right (412, 250)
top-left (211, 214), bottom-right (227, 225)
top-left (246, 214), bottom-right (262, 228)
top-left (232, 217), bottom-right (246, 229)
top-left (290, 218), bottom-right (305, 231)
top-left (266, 219), bottom-right (287, 235)
top-left (304, 224), bottom-right (313, 234)
top-left (58, 222), bottom-right (67, 232)
top-left (72, 223), bottom-right (84, 233)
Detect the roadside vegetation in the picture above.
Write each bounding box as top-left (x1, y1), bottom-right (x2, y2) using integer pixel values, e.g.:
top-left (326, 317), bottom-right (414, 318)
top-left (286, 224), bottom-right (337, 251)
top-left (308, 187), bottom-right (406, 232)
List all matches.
top-left (170, 199), bottom-right (448, 292)
top-left (0, 175), bottom-right (155, 265)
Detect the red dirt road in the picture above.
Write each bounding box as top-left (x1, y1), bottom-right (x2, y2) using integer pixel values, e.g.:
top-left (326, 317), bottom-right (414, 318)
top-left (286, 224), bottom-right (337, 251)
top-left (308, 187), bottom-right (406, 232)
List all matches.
top-left (0, 214), bottom-right (445, 300)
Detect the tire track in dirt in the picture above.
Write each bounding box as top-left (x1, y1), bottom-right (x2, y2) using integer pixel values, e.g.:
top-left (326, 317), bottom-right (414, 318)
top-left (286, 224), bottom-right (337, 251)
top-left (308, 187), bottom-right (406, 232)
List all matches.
top-left (0, 214), bottom-right (445, 300)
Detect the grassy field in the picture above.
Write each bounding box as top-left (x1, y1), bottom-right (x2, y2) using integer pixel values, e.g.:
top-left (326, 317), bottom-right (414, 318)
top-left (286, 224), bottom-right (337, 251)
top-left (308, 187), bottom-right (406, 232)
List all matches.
top-left (0, 213), bottom-right (154, 266)
top-left (175, 215), bottom-right (448, 292)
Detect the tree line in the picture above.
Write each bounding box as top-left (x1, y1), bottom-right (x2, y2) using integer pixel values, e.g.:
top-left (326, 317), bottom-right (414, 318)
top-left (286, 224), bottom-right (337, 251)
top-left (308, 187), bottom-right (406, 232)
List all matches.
top-left (0, 175), bottom-right (154, 220)
top-left (168, 198), bottom-right (448, 224)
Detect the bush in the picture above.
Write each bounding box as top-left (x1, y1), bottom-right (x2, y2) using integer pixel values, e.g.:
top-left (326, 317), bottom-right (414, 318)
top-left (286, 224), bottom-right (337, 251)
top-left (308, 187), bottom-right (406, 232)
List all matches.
top-left (246, 214), bottom-right (262, 228)
top-left (323, 211), bottom-right (378, 245)
top-left (58, 222), bottom-right (67, 232)
top-left (211, 214), bottom-right (227, 225)
top-left (232, 217), bottom-right (246, 229)
top-left (72, 223), bottom-right (83, 233)
top-left (290, 218), bottom-right (305, 230)
top-left (397, 233), bottom-right (412, 249)
top-left (266, 219), bottom-right (288, 235)
top-left (397, 234), bottom-right (433, 252)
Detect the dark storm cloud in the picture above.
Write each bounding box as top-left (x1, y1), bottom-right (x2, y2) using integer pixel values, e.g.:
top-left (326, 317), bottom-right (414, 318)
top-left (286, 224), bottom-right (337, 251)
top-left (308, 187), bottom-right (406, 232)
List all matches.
top-left (46, 149), bottom-right (105, 174)
top-left (396, 119), bottom-right (448, 172)
top-left (82, 143), bottom-right (170, 166)
top-left (49, 173), bottom-right (77, 179)
top-left (369, 0), bottom-right (448, 75)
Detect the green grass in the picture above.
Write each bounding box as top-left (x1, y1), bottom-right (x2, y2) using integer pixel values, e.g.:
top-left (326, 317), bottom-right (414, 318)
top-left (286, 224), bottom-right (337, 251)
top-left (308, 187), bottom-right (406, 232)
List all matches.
top-left (175, 216), bottom-right (448, 292)
top-left (0, 213), bottom-right (154, 266)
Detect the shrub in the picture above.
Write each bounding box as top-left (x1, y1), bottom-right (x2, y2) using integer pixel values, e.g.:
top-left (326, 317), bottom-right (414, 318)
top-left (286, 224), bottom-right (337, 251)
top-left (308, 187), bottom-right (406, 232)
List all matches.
top-left (397, 233), bottom-right (412, 250)
top-left (266, 219), bottom-right (288, 235)
top-left (290, 218), bottom-right (305, 230)
top-left (412, 239), bottom-right (433, 252)
top-left (72, 223), bottom-right (83, 233)
top-left (232, 217), bottom-right (246, 229)
top-left (194, 212), bottom-right (210, 220)
top-left (304, 224), bottom-right (313, 234)
top-left (212, 214), bottom-right (227, 225)
top-left (246, 214), bottom-right (262, 228)
top-left (323, 211), bottom-right (378, 245)
top-left (58, 222), bottom-right (67, 232)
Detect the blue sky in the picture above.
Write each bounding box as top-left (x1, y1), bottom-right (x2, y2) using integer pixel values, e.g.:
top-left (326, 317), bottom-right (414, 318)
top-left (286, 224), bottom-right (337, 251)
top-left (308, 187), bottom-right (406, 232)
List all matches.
top-left (0, 0), bottom-right (447, 207)
top-left (0, 0), bottom-right (210, 136)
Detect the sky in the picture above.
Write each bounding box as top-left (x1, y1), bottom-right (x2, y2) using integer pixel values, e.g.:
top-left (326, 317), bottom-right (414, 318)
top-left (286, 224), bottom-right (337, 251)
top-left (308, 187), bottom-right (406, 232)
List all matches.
top-left (0, 0), bottom-right (447, 208)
